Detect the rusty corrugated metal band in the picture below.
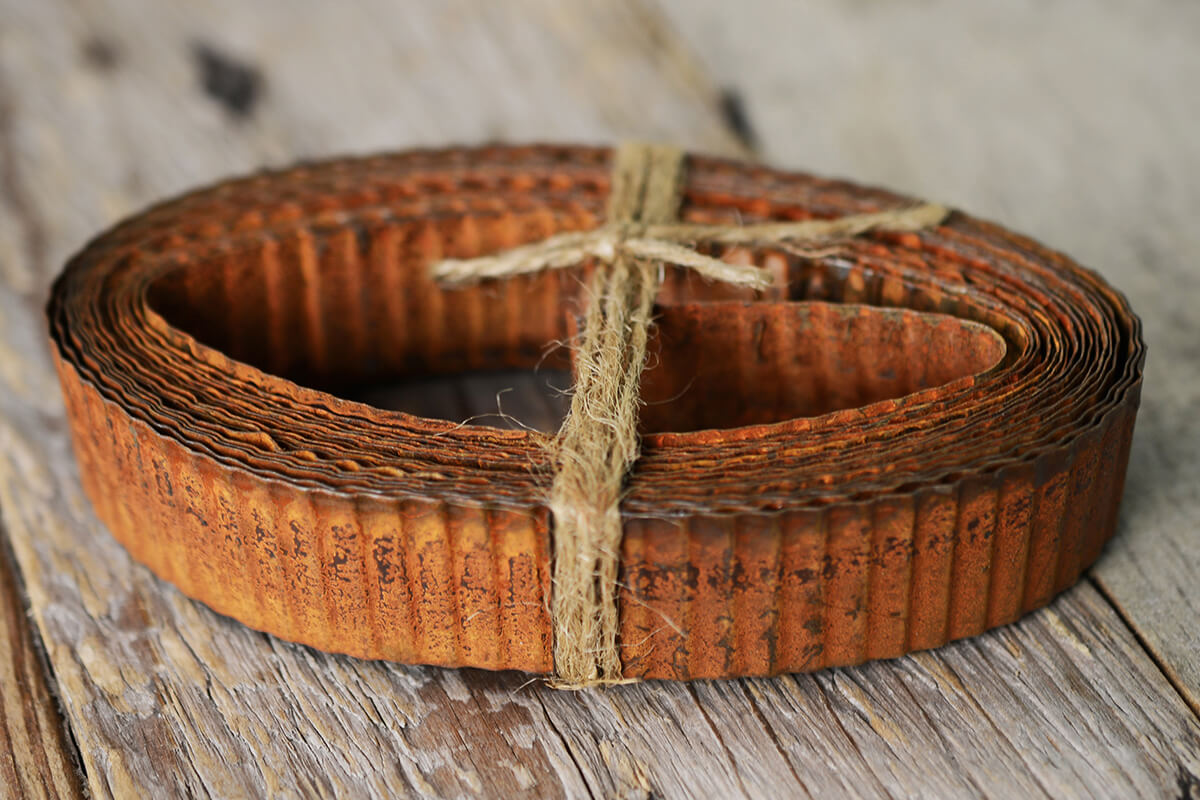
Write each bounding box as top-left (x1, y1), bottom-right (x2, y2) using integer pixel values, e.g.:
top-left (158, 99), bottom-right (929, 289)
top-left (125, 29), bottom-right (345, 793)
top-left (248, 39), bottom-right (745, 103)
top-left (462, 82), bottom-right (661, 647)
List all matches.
top-left (47, 145), bottom-right (1144, 679)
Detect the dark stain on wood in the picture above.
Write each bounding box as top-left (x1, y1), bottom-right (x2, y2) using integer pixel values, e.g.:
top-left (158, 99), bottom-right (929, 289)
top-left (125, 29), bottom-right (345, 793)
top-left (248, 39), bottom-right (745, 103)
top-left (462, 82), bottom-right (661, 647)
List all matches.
top-left (192, 41), bottom-right (262, 118)
top-left (81, 37), bottom-right (121, 71)
top-left (1178, 765), bottom-right (1200, 800)
top-left (718, 88), bottom-right (758, 153)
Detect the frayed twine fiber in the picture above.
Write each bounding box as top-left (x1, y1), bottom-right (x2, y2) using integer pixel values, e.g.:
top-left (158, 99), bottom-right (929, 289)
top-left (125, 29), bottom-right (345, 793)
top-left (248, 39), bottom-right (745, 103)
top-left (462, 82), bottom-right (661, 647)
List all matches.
top-left (432, 143), bottom-right (949, 689)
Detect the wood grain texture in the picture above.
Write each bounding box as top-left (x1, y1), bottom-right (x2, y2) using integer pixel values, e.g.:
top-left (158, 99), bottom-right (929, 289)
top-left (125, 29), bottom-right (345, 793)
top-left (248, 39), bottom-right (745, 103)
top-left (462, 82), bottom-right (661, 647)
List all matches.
top-left (657, 0), bottom-right (1200, 713)
top-left (0, 531), bottom-right (84, 800)
top-left (1, 0), bottom-right (1198, 797)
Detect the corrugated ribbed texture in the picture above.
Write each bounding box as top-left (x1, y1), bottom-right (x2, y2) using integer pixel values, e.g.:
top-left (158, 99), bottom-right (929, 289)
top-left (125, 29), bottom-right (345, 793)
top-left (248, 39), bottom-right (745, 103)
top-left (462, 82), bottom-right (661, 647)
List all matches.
top-left (47, 145), bottom-right (1143, 680)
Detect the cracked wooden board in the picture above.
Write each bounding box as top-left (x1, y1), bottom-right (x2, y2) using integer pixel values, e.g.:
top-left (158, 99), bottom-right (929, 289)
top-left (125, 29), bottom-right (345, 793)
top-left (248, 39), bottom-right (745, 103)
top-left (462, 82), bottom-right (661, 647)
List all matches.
top-left (1, 0), bottom-right (1199, 797)
top-left (0, 528), bottom-right (83, 800)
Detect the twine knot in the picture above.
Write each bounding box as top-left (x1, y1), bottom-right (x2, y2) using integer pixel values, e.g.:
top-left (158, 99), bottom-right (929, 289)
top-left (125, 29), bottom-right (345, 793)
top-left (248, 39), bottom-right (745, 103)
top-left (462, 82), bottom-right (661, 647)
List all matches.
top-left (432, 143), bottom-right (949, 688)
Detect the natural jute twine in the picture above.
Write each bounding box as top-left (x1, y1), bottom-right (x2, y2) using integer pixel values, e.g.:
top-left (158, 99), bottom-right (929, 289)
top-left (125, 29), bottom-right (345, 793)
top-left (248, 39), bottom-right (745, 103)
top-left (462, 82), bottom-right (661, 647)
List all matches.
top-left (433, 143), bottom-right (949, 688)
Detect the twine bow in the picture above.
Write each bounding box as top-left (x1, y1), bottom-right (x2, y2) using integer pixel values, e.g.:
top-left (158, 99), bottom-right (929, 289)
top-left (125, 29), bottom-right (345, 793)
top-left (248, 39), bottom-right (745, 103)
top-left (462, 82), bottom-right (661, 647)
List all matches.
top-left (432, 143), bottom-right (948, 688)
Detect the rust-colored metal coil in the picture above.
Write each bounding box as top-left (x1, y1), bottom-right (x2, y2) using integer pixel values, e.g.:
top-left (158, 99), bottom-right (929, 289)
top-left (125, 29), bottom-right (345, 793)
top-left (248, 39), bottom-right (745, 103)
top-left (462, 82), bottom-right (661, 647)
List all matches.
top-left (47, 145), bottom-right (1144, 679)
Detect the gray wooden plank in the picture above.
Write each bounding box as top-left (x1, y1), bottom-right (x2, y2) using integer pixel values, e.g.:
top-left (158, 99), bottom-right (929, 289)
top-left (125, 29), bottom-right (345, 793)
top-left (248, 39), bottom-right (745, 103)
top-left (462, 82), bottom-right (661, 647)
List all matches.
top-left (657, 0), bottom-right (1200, 713)
top-left (2, 0), bottom-right (1200, 798)
top-left (0, 0), bottom-right (745, 297)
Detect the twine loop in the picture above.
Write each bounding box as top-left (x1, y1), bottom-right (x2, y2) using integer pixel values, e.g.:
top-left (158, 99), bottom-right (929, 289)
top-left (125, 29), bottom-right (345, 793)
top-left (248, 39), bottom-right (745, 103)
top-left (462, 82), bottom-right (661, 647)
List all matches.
top-left (432, 143), bottom-right (949, 688)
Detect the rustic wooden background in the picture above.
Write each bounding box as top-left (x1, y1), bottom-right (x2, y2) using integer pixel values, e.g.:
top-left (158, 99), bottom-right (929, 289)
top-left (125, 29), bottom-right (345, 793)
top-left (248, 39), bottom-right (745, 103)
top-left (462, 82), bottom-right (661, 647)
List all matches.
top-left (1, 1), bottom-right (1198, 798)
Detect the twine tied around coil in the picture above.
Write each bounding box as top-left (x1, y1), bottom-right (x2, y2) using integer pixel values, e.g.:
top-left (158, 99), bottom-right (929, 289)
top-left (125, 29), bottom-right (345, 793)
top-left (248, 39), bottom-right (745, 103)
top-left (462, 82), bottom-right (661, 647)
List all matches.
top-left (432, 143), bottom-right (950, 688)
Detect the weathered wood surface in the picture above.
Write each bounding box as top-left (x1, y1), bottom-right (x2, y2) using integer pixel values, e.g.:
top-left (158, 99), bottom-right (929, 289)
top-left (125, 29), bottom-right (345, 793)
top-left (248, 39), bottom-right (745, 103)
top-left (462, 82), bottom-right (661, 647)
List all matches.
top-left (1, 0), bottom-right (1198, 798)
top-left (660, 0), bottom-right (1200, 712)
top-left (0, 531), bottom-right (83, 800)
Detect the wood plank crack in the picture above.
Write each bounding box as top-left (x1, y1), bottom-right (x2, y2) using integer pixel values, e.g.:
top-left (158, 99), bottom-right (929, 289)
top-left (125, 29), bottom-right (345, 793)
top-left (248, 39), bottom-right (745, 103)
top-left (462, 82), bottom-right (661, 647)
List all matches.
top-left (0, 521), bottom-right (85, 799)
